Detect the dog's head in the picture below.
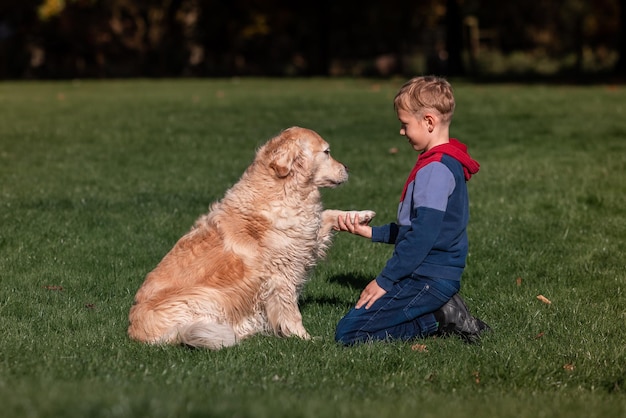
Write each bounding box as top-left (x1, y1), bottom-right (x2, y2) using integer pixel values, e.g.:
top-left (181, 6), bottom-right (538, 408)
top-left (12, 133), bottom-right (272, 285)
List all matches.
top-left (262, 127), bottom-right (349, 188)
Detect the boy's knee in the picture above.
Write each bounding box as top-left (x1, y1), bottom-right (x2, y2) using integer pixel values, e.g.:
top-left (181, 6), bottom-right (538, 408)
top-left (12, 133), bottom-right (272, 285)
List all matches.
top-left (334, 324), bottom-right (350, 345)
top-left (335, 318), bottom-right (355, 345)
top-left (335, 334), bottom-right (349, 345)
top-left (335, 318), bottom-right (366, 346)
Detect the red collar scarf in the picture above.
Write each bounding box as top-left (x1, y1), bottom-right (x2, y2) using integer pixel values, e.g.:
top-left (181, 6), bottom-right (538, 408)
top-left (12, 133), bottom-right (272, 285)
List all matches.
top-left (400, 138), bottom-right (480, 201)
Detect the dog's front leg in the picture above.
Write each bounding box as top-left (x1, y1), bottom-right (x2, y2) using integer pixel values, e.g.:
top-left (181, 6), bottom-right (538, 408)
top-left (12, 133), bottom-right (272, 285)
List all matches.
top-left (265, 288), bottom-right (311, 340)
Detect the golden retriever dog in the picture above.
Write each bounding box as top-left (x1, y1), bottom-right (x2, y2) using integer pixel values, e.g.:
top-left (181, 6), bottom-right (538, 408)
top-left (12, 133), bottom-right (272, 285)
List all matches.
top-left (128, 127), bottom-right (375, 349)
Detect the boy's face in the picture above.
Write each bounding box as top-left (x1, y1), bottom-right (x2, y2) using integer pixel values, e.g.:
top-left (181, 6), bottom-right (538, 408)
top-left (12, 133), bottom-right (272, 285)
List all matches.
top-left (397, 108), bottom-right (432, 152)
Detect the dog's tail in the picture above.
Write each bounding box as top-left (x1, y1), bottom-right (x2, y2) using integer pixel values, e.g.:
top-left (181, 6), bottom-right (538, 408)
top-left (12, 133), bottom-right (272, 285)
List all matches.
top-left (128, 287), bottom-right (239, 350)
top-left (175, 320), bottom-right (238, 349)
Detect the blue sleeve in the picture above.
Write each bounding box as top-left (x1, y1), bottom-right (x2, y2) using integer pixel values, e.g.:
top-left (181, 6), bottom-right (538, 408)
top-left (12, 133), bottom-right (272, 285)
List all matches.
top-left (375, 163), bottom-right (454, 291)
top-left (371, 224), bottom-right (399, 244)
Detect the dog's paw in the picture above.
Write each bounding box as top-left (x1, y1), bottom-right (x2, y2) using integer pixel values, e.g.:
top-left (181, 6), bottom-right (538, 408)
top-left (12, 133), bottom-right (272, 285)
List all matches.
top-left (281, 324), bottom-right (311, 340)
top-left (353, 210), bottom-right (376, 224)
top-left (290, 330), bottom-right (311, 340)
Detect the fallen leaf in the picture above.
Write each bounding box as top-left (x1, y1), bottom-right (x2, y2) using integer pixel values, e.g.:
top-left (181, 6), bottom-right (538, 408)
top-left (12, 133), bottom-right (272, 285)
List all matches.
top-left (43, 285), bottom-right (63, 291)
top-left (411, 343), bottom-right (428, 352)
top-left (537, 294), bottom-right (551, 305)
top-left (85, 303), bottom-right (96, 309)
top-left (472, 371), bottom-right (480, 384)
top-left (516, 277), bottom-right (522, 286)
top-left (534, 332), bottom-right (545, 339)
top-left (389, 147), bottom-right (398, 154)
top-left (563, 363), bottom-right (575, 371)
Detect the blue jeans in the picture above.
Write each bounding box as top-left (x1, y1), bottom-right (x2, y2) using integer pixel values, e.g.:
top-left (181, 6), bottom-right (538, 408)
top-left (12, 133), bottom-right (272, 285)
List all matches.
top-left (335, 275), bottom-right (460, 345)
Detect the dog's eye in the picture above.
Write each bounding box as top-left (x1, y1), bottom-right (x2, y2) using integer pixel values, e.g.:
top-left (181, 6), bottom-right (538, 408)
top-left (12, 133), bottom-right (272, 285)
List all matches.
top-left (324, 149), bottom-right (330, 155)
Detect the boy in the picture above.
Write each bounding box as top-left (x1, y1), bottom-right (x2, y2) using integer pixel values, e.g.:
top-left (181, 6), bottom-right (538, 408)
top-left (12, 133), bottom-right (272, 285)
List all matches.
top-left (335, 76), bottom-right (489, 345)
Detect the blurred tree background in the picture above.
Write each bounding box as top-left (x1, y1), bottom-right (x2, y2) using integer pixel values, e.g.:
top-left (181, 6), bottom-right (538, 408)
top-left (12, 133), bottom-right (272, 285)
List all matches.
top-left (0, 0), bottom-right (624, 80)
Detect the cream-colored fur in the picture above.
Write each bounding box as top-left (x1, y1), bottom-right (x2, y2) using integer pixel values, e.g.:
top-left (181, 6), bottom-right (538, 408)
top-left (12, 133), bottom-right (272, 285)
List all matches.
top-left (128, 127), bottom-right (375, 349)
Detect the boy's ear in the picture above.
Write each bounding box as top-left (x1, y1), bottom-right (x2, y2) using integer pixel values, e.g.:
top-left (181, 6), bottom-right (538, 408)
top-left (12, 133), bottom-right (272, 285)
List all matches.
top-left (424, 113), bottom-right (436, 132)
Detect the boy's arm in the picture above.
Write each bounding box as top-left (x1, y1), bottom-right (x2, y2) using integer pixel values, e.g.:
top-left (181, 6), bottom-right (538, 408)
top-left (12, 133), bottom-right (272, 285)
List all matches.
top-left (371, 223), bottom-right (399, 244)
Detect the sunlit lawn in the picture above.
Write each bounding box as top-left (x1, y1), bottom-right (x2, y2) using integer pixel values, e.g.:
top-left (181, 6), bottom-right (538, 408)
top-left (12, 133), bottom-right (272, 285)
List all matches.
top-left (0, 78), bottom-right (625, 417)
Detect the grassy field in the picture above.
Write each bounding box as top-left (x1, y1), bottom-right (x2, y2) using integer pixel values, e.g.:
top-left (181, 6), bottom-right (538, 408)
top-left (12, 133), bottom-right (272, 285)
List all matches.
top-left (1, 78), bottom-right (625, 417)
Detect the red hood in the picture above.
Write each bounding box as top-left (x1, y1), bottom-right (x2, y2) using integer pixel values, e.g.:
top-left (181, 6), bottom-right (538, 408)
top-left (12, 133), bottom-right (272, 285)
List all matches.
top-left (400, 138), bottom-right (480, 201)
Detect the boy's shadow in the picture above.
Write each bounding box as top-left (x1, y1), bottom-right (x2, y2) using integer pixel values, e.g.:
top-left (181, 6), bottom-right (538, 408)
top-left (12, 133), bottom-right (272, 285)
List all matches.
top-left (300, 272), bottom-right (371, 308)
top-left (327, 272), bottom-right (371, 289)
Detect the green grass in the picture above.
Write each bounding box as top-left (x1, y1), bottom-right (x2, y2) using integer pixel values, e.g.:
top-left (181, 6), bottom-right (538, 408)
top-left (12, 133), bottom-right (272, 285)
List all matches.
top-left (1, 78), bottom-right (625, 417)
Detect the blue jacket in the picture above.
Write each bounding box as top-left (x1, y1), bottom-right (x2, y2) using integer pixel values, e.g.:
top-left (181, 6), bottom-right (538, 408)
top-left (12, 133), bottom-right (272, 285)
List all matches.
top-left (372, 139), bottom-right (480, 291)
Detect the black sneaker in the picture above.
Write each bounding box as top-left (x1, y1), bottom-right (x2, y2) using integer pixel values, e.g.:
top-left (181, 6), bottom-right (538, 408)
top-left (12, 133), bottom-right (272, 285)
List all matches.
top-left (436, 294), bottom-right (490, 343)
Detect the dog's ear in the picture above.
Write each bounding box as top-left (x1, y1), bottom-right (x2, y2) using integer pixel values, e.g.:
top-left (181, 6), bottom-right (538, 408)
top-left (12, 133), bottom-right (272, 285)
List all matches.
top-left (269, 145), bottom-right (297, 178)
top-left (268, 130), bottom-right (301, 178)
top-left (270, 150), bottom-right (293, 178)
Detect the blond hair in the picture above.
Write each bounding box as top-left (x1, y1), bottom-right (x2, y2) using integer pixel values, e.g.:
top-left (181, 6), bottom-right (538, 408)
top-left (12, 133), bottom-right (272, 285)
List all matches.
top-left (394, 76), bottom-right (455, 124)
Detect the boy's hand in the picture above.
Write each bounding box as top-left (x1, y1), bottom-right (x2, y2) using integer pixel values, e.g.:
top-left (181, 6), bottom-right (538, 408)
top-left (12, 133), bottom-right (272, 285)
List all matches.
top-left (356, 279), bottom-right (386, 309)
top-left (336, 213), bottom-right (372, 239)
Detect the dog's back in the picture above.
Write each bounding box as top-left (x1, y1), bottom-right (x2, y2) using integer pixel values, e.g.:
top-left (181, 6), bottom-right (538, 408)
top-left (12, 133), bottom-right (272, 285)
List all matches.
top-left (127, 222), bottom-right (248, 346)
